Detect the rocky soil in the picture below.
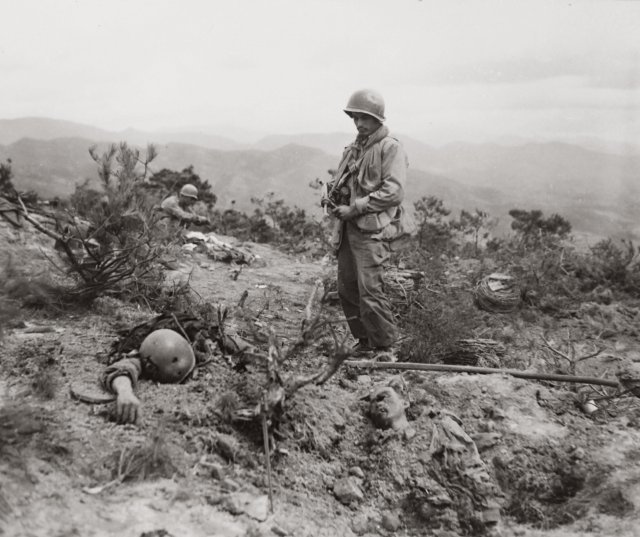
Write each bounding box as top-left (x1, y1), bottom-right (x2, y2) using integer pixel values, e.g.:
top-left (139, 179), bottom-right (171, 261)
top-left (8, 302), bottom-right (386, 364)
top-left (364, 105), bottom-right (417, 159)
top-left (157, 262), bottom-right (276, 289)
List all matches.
top-left (2, 219), bottom-right (640, 537)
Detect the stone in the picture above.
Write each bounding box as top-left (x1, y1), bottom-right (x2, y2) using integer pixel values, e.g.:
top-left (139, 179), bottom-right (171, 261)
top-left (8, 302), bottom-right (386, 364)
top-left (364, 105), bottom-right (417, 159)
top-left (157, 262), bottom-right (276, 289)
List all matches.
top-left (571, 447), bottom-right (586, 460)
top-left (425, 491), bottom-right (453, 507)
top-left (356, 375), bottom-right (372, 385)
top-left (350, 514), bottom-right (371, 535)
top-left (209, 463), bottom-right (225, 480)
top-left (221, 478), bottom-right (240, 491)
top-left (403, 427), bottom-right (416, 440)
top-left (223, 492), bottom-right (269, 521)
top-left (381, 511), bottom-right (402, 531)
top-left (349, 466), bottom-right (365, 479)
top-left (471, 432), bottom-right (502, 451)
top-left (482, 500), bottom-right (502, 525)
top-left (333, 477), bottom-right (364, 505)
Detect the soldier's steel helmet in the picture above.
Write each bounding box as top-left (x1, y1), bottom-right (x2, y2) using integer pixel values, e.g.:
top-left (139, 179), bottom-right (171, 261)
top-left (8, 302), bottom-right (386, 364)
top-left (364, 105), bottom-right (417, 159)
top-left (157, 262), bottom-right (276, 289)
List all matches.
top-left (179, 184), bottom-right (199, 199)
top-left (344, 89), bottom-right (386, 122)
top-left (139, 329), bottom-right (195, 383)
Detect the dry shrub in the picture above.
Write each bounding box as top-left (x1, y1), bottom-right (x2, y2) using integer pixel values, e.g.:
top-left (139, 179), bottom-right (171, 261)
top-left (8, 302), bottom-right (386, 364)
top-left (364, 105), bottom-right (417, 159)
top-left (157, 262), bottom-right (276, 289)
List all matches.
top-left (399, 285), bottom-right (483, 364)
top-left (570, 239), bottom-right (640, 297)
top-left (35, 142), bottom-right (192, 310)
top-left (4, 340), bottom-right (61, 396)
top-left (0, 296), bottom-right (21, 336)
top-left (215, 392), bottom-right (241, 424)
top-left (0, 403), bottom-right (47, 455)
top-left (107, 432), bottom-right (177, 483)
top-left (1, 255), bottom-right (73, 312)
top-left (32, 364), bottom-right (59, 400)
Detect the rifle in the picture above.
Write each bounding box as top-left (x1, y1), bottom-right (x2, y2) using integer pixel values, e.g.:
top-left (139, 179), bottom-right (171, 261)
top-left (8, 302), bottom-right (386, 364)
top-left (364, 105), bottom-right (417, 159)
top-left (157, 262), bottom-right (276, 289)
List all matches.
top-left (321, 149), bottom-right (357, 214)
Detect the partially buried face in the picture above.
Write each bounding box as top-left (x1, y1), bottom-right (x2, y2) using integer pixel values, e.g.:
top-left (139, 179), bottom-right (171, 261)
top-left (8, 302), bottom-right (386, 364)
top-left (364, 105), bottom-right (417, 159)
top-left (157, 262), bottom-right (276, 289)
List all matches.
top-left (369, 386), bottom-right (409, 431)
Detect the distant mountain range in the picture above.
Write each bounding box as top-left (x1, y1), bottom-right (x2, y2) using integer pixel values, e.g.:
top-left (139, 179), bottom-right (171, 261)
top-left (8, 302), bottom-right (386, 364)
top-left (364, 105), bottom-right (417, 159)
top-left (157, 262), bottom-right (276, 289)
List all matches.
top-left (0, 117), bottom-right (245, 151)
top-left (1, 117), bottom-right (638, 241)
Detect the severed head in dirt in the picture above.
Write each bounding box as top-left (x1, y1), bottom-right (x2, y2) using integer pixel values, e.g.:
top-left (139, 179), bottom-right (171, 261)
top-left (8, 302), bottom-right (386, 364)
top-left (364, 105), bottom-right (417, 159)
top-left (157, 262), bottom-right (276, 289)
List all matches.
top-left (367, 381), bottom-right (410, 431)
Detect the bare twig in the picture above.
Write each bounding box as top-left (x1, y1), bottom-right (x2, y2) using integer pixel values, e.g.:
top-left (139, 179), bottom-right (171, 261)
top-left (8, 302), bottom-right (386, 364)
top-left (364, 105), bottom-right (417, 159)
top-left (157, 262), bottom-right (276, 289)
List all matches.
top-left (576, 349), bottom-right (603, 362)
top-left (261, 398), bottom-right (274, 513)
top-left (171, 313), bottom-right (192, 344)
top-left (540, 334), bottom-right (603, 375)
top-left (541, 336), bottom-right (572, 363)
top-left (17, 197), bottom-right (63, 241)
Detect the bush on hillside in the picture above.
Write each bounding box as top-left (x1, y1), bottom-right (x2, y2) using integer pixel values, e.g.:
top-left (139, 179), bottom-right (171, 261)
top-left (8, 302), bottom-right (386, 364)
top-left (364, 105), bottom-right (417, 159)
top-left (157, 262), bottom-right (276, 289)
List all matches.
top-left (451, 208), bottom-right (497, 258)
top-left (569, 238), bottom-right (640, 298)
top-left (250, 193), bottom-right (327, 252)
top-left (0, 159), bottom-right (16, 197)
top-left (53, 143), bottom-right (190, 309)
top-left (509, 209), bottom-right (572, 251)
top-left (211, 193), bottom-right (328, 256)
top-left (396, 255), bottom-right (484, 363)
top-left (413, 196), bottom-right (456, 255)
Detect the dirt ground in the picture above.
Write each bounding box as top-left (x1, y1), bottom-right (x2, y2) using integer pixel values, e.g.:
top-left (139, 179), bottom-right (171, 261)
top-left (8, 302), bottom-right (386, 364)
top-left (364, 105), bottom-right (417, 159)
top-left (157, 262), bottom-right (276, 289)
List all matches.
top-left (2, 219), bottom-right (640, 537)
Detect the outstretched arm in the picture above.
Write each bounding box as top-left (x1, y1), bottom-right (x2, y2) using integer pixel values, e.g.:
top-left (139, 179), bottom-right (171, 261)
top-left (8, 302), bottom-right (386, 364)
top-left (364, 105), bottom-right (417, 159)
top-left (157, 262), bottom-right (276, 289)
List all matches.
top-left (100, 357), bottom-right (143, 425)
top-left (111, 376), bottom-right (141, 424)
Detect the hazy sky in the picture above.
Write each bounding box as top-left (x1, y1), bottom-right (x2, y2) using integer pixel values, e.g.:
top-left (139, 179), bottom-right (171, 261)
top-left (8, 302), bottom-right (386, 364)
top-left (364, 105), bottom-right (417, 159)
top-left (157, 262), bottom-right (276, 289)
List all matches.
top-left (2, 0), bottom-right (639, 144)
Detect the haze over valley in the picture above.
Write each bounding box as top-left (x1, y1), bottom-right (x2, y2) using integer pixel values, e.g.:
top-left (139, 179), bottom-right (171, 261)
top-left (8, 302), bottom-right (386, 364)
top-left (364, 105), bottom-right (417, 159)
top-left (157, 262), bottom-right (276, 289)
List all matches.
top-left (1, 117), bottom-right (638, 242)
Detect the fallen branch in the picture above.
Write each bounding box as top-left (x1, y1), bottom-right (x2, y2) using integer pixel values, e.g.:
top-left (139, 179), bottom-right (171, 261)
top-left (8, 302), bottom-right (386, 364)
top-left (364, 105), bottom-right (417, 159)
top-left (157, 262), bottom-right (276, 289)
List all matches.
top-left (343, 360), bottom-right (620, 389)
top-left (17, 197), bottom-right (63, 241)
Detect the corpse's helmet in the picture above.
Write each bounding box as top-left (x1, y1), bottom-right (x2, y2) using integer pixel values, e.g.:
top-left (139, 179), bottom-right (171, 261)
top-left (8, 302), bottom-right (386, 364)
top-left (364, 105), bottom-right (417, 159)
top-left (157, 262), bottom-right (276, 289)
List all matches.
top-left (139, 329), bottom-right (195, 383)
top-left (344, 89), bottom-right (386, 122)
top-left (179, 184), bottom-right (199, 199)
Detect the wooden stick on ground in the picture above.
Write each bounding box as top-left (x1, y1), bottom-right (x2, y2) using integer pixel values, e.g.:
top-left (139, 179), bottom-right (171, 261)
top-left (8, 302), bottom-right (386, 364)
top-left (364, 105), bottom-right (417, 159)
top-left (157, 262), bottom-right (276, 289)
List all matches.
top-left (344, 360), bottom-right (620, 389)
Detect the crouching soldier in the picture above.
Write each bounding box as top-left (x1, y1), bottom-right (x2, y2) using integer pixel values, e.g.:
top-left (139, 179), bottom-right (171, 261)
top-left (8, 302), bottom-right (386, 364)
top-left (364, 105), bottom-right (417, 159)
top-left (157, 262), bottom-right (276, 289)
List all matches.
top-left (160, 184), bottom-right (210, 226)
top-left (101, 329), bottom-right (195, 424)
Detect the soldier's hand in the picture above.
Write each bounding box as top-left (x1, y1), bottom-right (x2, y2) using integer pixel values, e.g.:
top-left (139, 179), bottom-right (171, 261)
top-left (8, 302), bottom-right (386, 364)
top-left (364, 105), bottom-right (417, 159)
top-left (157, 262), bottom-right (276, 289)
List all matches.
top-left (332, 204), bottom-right (358, 221)
top-left (115, 391), bottom-right (141, 424)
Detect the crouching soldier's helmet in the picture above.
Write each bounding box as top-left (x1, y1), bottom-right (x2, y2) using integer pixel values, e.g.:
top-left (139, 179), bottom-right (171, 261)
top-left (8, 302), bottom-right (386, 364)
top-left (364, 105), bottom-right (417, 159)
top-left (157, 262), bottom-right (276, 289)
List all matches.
top-left (139, 329), bottom-right (195, 383)
top-left (344, 89), bottom-right (386, 122)
top-left (179, 184), bottom-right (199, 199)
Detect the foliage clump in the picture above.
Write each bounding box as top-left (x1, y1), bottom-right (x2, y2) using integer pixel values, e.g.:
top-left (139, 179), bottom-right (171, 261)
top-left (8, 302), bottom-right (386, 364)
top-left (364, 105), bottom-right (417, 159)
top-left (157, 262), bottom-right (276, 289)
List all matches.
top-left (0, 158), bottom-right (16, 197)
top-left (508, 209), bottom-right (571, 250)
top-left (397, 257), bottom-right (484, 364)
top-left (29, 142), bottom-right (196, 310)
top-left (211, 192), bottom-right (328, 256)
top-left (571, 238), bottom-right (640, 297)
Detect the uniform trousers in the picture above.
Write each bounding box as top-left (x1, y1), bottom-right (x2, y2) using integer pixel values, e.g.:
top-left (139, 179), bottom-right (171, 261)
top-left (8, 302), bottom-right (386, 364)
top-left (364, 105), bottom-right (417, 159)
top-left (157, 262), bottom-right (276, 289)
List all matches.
top-left (337, 222), bottom-right (396, 348)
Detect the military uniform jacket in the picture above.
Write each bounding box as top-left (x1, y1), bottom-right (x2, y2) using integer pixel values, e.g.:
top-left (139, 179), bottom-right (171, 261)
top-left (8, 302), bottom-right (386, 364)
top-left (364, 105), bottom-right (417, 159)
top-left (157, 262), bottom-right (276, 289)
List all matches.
top-left (329, 125), bottom-right (415, 250)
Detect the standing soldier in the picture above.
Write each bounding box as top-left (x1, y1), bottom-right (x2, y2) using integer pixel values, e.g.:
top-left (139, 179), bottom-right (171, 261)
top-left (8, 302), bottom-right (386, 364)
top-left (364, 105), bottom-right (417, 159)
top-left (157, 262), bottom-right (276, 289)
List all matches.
top-left (323, 89), bottom-right (414, 357)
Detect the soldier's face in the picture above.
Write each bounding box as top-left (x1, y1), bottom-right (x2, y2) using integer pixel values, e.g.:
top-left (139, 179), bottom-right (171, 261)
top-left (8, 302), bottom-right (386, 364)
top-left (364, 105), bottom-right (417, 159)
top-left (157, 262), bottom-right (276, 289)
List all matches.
top-left (351, 113), bottom-right (381, 137)
top-left (369, 386), bottom-right (407, 430)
